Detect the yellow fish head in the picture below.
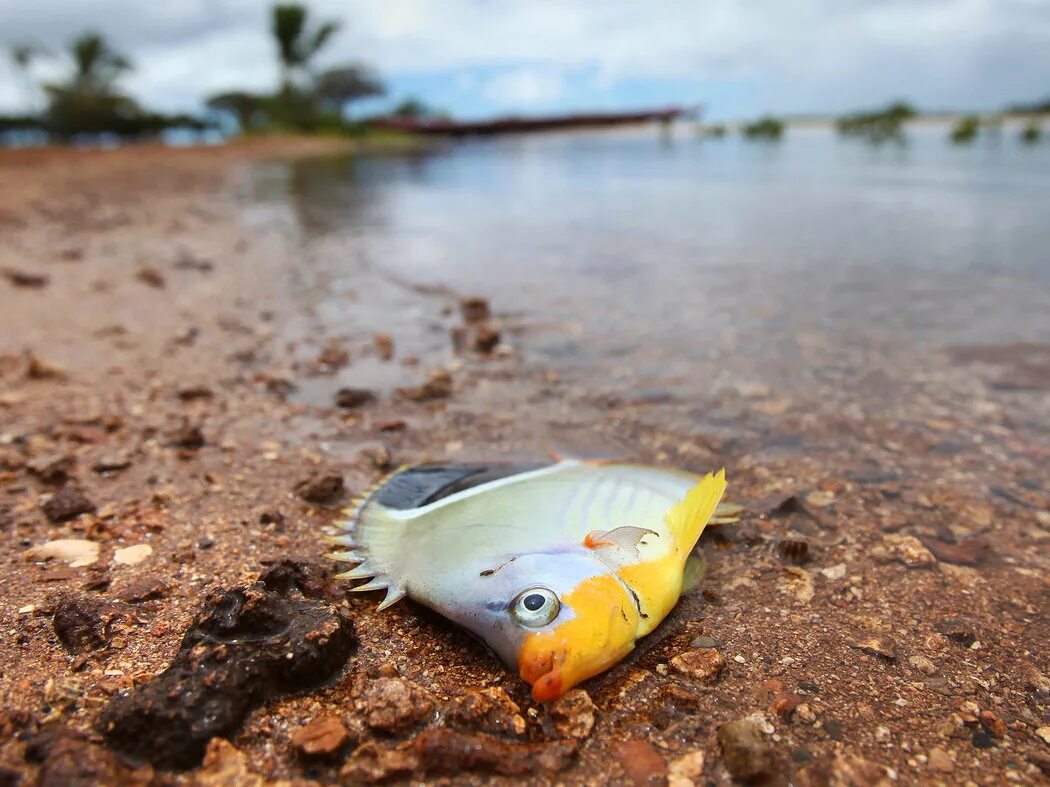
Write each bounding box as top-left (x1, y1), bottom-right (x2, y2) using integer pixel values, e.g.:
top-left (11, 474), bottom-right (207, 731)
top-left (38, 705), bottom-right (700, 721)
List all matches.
top-left (517, 573), bottom-right (640, 702)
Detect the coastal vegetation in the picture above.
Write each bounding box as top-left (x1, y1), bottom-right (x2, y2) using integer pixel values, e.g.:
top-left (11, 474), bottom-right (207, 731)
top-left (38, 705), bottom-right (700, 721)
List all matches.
top-left (741, 116), bottom-right (784, 140)
top-left (836, 102), bottom-right (915, 143)
top-left (949, 115), bottom-right (981, 144)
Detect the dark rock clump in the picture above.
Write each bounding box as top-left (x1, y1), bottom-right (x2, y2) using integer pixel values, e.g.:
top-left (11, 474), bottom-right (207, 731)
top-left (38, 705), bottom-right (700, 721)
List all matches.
top-left (98, 578), bottom-right (356, 770)
top-left (414, 728), bottom-right (577, 776)
top-left (41, 487), bottom-right (95, 523)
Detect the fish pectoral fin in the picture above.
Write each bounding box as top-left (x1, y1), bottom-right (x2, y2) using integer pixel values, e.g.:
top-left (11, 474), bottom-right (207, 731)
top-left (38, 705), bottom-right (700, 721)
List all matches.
top-left (584, 526), bottom-right (658, 561)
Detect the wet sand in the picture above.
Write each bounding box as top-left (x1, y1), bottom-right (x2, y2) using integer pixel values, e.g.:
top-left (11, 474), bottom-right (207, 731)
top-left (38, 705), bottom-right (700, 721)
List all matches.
top-left (1, 139), bottom-right (1048, 785)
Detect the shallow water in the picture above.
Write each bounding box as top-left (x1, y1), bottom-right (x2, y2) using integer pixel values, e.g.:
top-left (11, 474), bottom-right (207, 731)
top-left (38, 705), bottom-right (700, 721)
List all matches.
top-left (248, 124), bottom-right (1050, 400)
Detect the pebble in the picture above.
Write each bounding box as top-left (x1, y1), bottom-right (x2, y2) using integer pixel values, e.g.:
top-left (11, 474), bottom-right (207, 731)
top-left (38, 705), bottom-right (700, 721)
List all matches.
top-left (52, 594), bottom-right (131, 653)
top-left (115, 578), bottom-right (170, 603)
top-left (669, 648), bottom-right (726, 684)
top-left (872, 534), bottom-right (936, 568)
top-left (979, 709), bottom-right (1007, 739)
top-left (460, 296), bottom-right (491, 323)
top-left (446, 686), bottom-right (526, 737)
top-left (542, 688), bottom-right (597, 739)
top-left (357, 677), bottom-right (435, 734)
top-left (26, 539), bottom-right (100, 568)
top-left (335, 387), bottom-right (377, 409)
top-left (936, 617), bottom-right (977, 647)
top-left (41, 486), bottom-right (96, 523)
top-left (908, 654), bottom-right (937, 674)
top-left (795, 754), bottom-right (894, 787)
top-left (849, 636), bottom-right (898, 662)
top-left (1036, 726), bottom-right (1050, 745)
top-left (928, 746), bottom-right (954, 772)
top-left (613, 739), bottom-right (666, 785)
top-left (717, 717), bottom-right (776, 782)
top-left (667, 750), bottom-right (705, 787)
top-left (340, 741), bottom-right (417, 783)
top-left (294, 471), bottom-right (345, 504)
top-left (291, 716), bottom-right (349, 757)
top-left (113, 544), bottom-right (153, 565)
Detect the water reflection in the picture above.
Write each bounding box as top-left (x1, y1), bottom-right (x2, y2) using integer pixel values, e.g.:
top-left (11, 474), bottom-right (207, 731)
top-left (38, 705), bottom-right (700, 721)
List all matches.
top-left (249, 124), bottom-right (1050, 395)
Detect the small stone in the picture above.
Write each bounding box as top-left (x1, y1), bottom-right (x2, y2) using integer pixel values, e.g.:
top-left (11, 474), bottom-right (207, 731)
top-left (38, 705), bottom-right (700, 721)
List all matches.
top-left (922, 537), bottom-right (989, 566)
top-left (717, 717), bottom-right (776, 782)
top-left (115, 578), bottom-right (170, 603)
top-left (446, 686), bottom-right (526, 737)
top-left (769, 692), bottom-right (801, 719)
top-left (24, 351), bottom-right (67, 380)
top-left (195, 738), bottom-right (264, 787)
top-left (93, 454), bottom-right (132, 475)
top-left (872, 534), bottom-right (935, 568)
top-left (613, 739), bottom-right (666, 785)
top-left (314, 341), bottom-right (350, 371)
top-left (357, 677), bottom-right (435, 734)
top-left (291, 716), bottom-right (349, 757)
top-left (795, 755), bottom-right (894, 787)
top-left (113, 544), bottom-right (152, 565)
top-left (543, 688), bottom-right (596, 739)
top-left (796, 703), bottom-right (816, 723)
top-left (26, 539), bottom-right (100, 568)
top-left (341, 741), bottom-right (417, 783)
top-left (928, 747), bottom-right (954, 773)
top-left (2, 267), bottom-right (49, 288)
top-left (136, 267), bottom-right (166, 288)
top-left (469, 324), bottom-right (501, 353)
top-left (779, 566), bottom-right (815, 603)
top-left (979, 710), bottom-right (1007, 739)
top-left (335, 387), bottom-right (377, 409)
top-left (1035, 726), bottom-right (1050, 745)
top-left (373, 333), bottom-right (395, 360)
top-left (908, 654), bottom-right (937, 674)
top-left (397, 368), bottom-right (453, 401)
top-left (849, 636), bottom-right (897, 662)
top-left (972, 729), bottom-right (995, 749)
top-left (670, 648), bottom-right (726, 684)
top-left (169, 420), bottom-right (205, 450)
top-left (667, 750), bottom-right (705, 787)
top-left (52, 595), bottom-right (131, 654)
top-left (41, 486), bottom-right (96, 523)
top-left (689, 635), bottom-right (719, 649)
top-left (294, 471), bottom-right (345, 504)
top-left (460, 296), bottom-right (490, 323)
top-left (936, 617), bottom-right (977, 647)
top-left (27, 453), bottom-right (75, 485)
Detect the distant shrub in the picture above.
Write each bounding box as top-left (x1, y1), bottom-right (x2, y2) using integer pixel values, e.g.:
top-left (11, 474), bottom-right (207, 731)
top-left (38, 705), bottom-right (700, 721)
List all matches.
top-left (699, 124), bottom-right (726, 138)
top-left (950, 115), bottom-right (980, 144)
top-left (742, 116), bottom-right (784, 140)
top-left (1020, 121), bottom-right (1042, 145)
top-left (837, 101), bottom-right (915, 144)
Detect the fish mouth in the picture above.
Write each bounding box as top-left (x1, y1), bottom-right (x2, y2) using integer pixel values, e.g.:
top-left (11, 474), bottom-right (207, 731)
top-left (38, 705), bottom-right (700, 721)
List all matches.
top-left (520, 648), bottom-right (568, 702)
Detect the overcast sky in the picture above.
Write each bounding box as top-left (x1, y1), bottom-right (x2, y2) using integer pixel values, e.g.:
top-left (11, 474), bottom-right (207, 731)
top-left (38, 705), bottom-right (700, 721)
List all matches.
top-left (1, 0), bottom-right (1048, 120)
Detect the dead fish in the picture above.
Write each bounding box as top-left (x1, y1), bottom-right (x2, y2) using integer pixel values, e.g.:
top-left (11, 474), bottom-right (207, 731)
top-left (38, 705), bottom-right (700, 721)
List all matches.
top-left (330, 460), bottom-right (726, 701)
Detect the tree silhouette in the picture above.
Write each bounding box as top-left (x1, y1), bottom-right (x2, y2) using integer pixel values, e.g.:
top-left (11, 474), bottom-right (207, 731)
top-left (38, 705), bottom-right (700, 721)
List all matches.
top-left (271, 4), bottom-right (340, 89)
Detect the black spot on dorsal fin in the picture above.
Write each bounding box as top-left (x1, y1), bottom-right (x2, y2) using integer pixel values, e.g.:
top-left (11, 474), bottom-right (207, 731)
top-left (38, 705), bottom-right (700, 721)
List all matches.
top-left (374, 462), bottom-right (549, 510)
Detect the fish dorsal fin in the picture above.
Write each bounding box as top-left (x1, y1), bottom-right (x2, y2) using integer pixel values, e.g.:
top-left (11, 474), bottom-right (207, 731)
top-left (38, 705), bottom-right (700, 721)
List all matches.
top-left (665, 469), bottom-right (727, 558)
top-left (373, 462), bottom-right (549, 510)
top-left (585, 526), bottom-right (658, 566)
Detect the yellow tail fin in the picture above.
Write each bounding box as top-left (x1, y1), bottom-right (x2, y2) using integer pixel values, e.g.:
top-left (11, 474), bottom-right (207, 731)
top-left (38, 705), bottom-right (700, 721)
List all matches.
top-left (664, 468), bottom-right (727, 558)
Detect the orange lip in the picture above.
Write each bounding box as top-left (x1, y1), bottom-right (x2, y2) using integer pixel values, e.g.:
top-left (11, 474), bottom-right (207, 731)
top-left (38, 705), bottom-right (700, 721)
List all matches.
top-left (530, 668), bottom-right (564, 702)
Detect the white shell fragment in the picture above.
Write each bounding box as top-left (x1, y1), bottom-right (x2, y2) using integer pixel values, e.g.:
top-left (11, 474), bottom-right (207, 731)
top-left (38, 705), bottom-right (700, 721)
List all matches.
top-left (25, 539), bottom-right (100, 568)
top-left (113, 544), bottom-right (153, 565)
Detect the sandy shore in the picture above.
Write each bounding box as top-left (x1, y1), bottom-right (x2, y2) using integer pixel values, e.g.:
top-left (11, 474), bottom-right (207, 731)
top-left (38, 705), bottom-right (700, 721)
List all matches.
top-left (1, 139), bottom-right (1048, 785)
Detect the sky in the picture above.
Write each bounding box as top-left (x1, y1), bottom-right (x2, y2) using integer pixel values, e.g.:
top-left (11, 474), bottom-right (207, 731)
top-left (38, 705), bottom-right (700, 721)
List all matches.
top-left (1, 0), bottom-right (1048, 120)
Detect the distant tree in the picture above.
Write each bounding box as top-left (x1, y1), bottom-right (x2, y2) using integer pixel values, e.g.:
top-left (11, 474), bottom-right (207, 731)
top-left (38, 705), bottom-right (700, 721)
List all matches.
top-left (43, 33), bottom-right (138, 138)
top-left (950, 115), bottom-right (980, 144)
top-left (206, 91), bottom-right (265, 132)
top-left (698, 123), bottom-right (726, 138)
top-left (391, 97), bottom-right (428, 119)
top-left (837, 101), bottom-right (915, 144)
top-left (742, 116), bottom-right (784, 140)
top-left (315, 65), bottom-right (384, 112)
top-left (1020, 121), bottom-right (1042, 145)
top-left (271, 4), bottom-right (340, 89)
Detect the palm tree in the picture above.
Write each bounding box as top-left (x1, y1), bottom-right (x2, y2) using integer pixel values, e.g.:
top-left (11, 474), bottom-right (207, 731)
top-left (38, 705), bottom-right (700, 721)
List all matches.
top-left (271, 4), bottom-right (341, 90)
top-left (68, 33), bottom-right (132, 91)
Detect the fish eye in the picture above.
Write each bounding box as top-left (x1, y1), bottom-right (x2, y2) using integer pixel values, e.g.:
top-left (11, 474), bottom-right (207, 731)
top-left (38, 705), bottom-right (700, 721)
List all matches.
top-left (510, 587), bottom-right (560, 628)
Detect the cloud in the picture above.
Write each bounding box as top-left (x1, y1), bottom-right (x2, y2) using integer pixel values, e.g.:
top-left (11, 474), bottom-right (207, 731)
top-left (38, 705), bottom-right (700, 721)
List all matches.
top-left (0, 0), bottom-right (1048, 117)
top-left (482, 67), bottom-right (567, 109)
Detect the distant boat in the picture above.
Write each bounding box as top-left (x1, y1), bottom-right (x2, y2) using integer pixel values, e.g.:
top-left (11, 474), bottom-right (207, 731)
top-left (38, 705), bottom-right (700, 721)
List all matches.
top-left (371, 106), bottom-right (696, 137)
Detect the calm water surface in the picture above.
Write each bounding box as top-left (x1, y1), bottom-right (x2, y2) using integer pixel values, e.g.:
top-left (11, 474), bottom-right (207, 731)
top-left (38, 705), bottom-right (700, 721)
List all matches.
top-left (248, 124), bottom-right (1050, 397)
